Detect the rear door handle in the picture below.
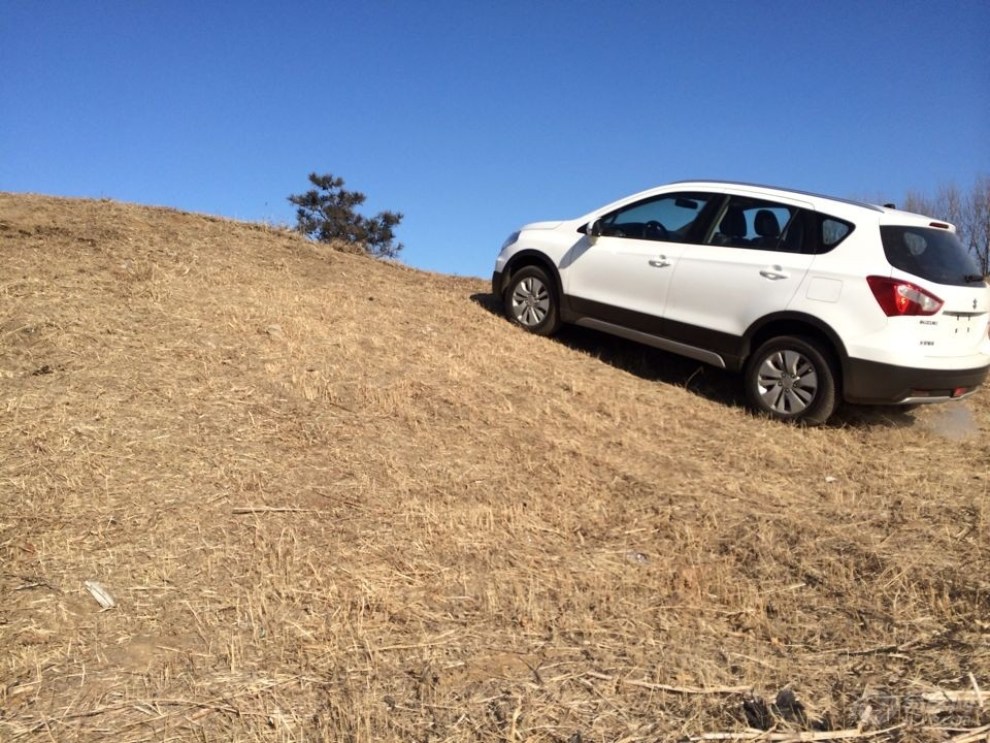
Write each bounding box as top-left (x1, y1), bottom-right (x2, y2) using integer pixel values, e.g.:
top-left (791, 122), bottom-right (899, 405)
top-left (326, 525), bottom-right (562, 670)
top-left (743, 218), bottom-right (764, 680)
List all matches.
top-left (649, 256), bottom-right (671, 268)
top-left (760, 266), bottom-right (789, 280)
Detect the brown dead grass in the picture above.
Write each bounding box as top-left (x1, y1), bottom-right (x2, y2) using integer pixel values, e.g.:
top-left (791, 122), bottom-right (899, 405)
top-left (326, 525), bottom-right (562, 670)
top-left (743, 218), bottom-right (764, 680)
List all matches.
top-left (1, 193), bottom-right (989, 742)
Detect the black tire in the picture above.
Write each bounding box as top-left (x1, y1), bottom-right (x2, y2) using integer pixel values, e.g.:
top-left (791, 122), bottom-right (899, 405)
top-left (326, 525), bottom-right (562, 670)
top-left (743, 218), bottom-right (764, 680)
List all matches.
top-left (503, 265), bottom-right (561, 336)
top-left (744, 335), bottom-right (838, 426)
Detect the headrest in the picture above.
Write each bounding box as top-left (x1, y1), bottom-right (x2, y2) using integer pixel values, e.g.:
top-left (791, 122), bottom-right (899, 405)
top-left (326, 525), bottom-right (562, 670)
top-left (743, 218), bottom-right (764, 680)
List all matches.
top-left (754, 209), bottom-right (781, 238)
top-left (719, 208), bottom-right (747, 238)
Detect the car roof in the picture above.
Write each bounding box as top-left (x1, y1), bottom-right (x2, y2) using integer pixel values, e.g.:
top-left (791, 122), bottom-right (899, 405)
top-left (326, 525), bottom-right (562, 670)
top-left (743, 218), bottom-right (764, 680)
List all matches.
top-left (577, 181), bottom-right (951, 230)
top-left (667, 180), bottom-right (886, 214)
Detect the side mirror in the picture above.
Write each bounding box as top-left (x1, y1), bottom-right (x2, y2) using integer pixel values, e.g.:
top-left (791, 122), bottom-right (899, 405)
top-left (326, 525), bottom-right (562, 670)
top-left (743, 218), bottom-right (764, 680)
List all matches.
top-left (588, 219), bottom-right (603, 244)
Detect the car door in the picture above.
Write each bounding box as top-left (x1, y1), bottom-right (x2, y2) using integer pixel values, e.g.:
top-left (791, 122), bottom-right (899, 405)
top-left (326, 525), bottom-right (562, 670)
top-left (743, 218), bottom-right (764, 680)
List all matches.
top-left (563, 192), bottom-right (718, 334)
top-left (662, 195), bottom-right (816, 358)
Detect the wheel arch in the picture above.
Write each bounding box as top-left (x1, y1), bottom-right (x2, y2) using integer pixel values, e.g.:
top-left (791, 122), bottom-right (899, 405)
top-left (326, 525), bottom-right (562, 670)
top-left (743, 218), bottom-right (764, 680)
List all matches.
top-left (499, 250), bottom-right (565, 304)
top-left (742, 313), bottom-right (850, 392)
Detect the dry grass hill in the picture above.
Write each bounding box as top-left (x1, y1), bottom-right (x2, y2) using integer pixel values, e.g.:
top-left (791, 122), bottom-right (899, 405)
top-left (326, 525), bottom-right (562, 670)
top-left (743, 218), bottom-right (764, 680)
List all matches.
top-left (1, 193), bottom-right (989, 742)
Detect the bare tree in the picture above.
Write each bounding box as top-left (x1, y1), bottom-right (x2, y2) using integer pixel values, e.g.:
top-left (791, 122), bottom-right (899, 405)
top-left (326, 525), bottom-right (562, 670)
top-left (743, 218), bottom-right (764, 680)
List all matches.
top-left (902, 190), bottom-right (932, 215)
top-left (967, 175), bottom-right (990, 275)
top-left (937, 183), bottom-right (965, 228)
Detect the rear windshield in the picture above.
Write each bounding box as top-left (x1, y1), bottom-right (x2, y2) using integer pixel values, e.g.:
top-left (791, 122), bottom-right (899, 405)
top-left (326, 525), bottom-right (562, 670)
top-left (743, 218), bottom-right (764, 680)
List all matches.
top-left (880, 226), bottom-right (983, 287)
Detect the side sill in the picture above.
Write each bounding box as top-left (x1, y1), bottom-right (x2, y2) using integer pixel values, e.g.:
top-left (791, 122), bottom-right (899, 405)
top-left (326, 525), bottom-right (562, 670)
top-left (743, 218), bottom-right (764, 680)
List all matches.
top-left (574, 317), bottom-right (727, 369)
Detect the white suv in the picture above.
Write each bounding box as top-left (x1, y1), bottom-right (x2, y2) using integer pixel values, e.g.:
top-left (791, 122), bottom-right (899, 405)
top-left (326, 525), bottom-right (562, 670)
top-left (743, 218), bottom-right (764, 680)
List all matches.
top-left (492, 181), bottom-right (990, 424)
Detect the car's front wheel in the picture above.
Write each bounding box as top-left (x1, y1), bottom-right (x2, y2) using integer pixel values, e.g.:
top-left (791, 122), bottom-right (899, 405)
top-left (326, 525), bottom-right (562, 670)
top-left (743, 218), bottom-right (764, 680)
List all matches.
top-left (503, 265), bottom-right (561, 336)
top-left (744, 335), bottom-right (838, 425)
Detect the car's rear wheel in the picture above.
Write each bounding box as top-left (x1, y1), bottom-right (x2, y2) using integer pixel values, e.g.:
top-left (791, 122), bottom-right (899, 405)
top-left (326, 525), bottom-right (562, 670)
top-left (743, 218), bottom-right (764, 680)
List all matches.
top-left (504, 265), bottom-right (561, 336)
top-left (744, 335), bottom-right (838, 425)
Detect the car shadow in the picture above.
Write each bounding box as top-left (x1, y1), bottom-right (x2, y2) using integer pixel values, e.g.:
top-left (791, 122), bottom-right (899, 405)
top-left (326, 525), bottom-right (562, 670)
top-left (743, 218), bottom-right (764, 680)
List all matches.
top-left (471, 292), bottom-right (920, 430)
top-left (555, 324), bottom-right (746, 409)
top-left (472, 292), bottom-right (742, 407)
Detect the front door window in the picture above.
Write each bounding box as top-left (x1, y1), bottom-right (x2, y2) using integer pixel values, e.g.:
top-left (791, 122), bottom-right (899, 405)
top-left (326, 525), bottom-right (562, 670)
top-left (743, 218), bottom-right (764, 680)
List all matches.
top-left (600, 193), bottom-right (716, 243)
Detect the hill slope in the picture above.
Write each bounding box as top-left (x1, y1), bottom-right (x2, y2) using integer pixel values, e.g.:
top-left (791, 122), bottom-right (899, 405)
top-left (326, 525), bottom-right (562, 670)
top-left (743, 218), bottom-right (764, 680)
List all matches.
top-left (2, 193), bottom-right (989, 741)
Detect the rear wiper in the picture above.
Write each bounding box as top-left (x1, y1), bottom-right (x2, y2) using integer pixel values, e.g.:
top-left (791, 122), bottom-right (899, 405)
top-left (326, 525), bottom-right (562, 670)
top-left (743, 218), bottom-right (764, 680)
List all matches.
top-left (963, 274), bottom-right (986, 283)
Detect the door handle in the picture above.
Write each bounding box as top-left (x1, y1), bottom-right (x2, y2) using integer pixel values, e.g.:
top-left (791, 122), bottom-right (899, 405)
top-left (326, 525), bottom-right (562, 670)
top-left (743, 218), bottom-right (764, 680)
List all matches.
top-left (648, 256), bottom-right (671, 268)
top-left (760, 266), bottom-right (789, 280)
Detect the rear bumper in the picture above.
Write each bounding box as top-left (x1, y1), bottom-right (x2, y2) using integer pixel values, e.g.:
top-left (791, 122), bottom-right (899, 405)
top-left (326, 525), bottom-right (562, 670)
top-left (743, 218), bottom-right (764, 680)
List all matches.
top-left (843, 358), bottom-right (990, 404)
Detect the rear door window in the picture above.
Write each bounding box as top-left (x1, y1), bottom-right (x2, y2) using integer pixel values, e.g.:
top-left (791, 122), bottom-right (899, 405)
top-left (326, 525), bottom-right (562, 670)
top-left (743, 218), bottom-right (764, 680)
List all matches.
top-left (702, 198), bottom-right (855, 255)
top-left (704, 196), bottom-right (799, 251)
top-left (880, 226), bottom-right (983, 286)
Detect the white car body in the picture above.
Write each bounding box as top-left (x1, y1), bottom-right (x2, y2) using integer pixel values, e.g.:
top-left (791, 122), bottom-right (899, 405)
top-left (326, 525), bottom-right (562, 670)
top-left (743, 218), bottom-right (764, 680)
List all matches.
top-left (493, 181), bottom-right (990, 423)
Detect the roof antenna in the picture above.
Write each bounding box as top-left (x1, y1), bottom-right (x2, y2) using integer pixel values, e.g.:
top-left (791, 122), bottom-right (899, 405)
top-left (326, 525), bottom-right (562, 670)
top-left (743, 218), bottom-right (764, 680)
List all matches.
top-left (883, 202), bottom-right (896, 209)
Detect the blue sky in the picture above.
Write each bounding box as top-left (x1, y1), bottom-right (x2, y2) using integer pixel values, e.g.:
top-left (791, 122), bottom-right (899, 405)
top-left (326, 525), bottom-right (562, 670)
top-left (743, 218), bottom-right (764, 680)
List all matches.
top-left (3, 1), bottom-right (988, 278)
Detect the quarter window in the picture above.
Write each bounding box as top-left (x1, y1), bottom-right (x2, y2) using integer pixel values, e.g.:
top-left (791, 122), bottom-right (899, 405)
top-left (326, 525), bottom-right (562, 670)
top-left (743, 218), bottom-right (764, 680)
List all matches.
top-left (822, 218), bottom-right (852, 247)
top-left (806, 214), bottom-right (854, 254)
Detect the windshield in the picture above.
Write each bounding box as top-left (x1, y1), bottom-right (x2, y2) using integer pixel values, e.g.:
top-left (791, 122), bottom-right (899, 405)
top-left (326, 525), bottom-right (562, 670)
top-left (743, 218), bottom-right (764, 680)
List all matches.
top-left (880, 226), bottom-right (984, 287)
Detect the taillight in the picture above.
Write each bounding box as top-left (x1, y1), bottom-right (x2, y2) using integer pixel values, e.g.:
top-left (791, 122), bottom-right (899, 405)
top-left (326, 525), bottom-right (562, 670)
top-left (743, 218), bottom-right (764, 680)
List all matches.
top-left (867, 276), bottom-right (943, 316)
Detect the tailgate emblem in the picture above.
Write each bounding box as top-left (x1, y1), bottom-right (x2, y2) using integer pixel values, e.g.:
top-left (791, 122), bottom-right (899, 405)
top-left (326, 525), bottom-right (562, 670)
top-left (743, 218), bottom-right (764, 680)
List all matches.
top-left (975, 299), bottom-right (979, 310)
